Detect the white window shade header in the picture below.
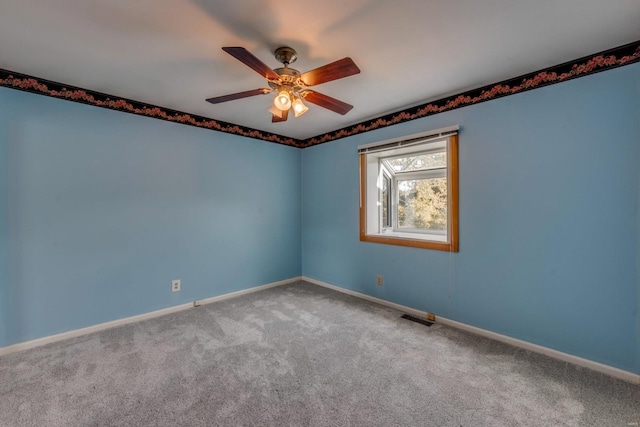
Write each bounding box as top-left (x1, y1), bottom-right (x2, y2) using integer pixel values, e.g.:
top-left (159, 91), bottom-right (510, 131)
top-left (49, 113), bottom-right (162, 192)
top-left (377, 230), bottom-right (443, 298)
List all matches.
top-left (357, 125), bottom-right (459, 154)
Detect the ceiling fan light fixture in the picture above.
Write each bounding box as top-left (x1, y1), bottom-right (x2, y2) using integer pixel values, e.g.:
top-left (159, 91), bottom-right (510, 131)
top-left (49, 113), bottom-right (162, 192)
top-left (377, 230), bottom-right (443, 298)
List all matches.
top-left (274, 90), bottom-right (291, 111)
top-left (268, 104), bottom-right (285, 118)
top-left (292, 97), bottom-right (309, 117)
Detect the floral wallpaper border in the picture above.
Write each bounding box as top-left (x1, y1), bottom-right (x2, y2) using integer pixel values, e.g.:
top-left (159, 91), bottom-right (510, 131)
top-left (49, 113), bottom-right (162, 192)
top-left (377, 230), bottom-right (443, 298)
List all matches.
top-left (0, 70), bottom-right (299, 147)
top-left (1, 40), bottom-right (638, 149)
top-left (301, 40), bottom-right (640, 148)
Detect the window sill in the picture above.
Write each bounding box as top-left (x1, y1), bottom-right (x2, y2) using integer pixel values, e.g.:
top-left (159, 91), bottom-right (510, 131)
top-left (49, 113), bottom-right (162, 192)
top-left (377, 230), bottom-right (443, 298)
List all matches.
top-left (380, 230), bottom-right (447, 242)
top-left (360, 232), bottom-right (458, 252)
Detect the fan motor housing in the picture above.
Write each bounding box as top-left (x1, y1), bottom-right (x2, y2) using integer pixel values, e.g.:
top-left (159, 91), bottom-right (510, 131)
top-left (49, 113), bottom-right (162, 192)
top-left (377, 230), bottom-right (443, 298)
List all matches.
top-left (268, 67), bottom-right (304, 90)
top-left (274, 67), bottom-right (300, 77)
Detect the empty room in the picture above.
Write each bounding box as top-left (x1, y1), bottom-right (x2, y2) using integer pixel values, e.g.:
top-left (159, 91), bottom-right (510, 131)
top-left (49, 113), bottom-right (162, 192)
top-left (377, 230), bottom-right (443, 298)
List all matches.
top-left (1, 1), bottom-right (639, 425)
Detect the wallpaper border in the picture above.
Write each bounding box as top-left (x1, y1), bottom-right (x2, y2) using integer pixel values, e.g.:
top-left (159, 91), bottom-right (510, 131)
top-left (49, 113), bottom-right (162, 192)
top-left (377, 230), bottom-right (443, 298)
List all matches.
top-left (0, 70), bottom-right (299, 147)
top-left (1, 40), bottom-right (638, 149)
top-left (301, 40), bottom-right (640, 147)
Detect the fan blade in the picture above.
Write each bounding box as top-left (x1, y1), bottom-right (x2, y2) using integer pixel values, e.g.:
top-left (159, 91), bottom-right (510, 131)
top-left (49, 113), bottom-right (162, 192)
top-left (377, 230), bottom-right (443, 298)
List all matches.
top-left (206, 88), bottom-right (271, 104)
top-left (222, 47), bottom-right (280, 80)
top-left (300, 57), bottom-right (360, 86)
top-left (272, 108), bottom-right (289, 123)
top-left (302, 90), bottom-right (353, 115)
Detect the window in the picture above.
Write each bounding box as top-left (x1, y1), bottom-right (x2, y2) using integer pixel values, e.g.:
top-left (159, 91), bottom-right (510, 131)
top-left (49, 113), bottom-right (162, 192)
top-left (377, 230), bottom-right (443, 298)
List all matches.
top-left (359, 127), bottom-right (459, 251)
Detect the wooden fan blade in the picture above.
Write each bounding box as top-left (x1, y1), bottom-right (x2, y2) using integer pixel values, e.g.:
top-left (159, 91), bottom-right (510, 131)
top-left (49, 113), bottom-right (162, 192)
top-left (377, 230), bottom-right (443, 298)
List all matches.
top-left (302, 90), bottom-right (353, 115)
top-left (222, 47), bottom-right (280, 80)
top-left (300, 57), bottom-right (360, 86)
top-left (206, 88), bottom-right (271, 104)
top-left (272, 108), bottom-right (289, 123)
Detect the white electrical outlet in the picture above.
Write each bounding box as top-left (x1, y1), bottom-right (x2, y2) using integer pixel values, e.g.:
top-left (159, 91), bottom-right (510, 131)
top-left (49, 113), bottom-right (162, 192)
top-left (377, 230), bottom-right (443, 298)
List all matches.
top-left (172, 279), bottom-right (181, 292)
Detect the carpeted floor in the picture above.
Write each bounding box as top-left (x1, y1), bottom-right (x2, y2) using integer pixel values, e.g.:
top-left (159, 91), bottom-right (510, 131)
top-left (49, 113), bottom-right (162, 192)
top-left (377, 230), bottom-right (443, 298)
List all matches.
top-left (0, 281), bottom-right (638, 426)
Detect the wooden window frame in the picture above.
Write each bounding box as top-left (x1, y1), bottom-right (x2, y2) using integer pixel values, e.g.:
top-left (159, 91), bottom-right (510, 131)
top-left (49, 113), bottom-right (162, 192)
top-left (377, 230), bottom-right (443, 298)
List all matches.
top-left (359, 134), bottom-right (459, 252)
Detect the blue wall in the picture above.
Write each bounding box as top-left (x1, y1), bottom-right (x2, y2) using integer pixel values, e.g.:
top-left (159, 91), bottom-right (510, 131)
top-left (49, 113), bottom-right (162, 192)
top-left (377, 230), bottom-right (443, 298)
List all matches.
top-left (2, 63), bottom-right (639, 375)
top-left (302, 63), bottom-right (640, 374)
top-left (0, 102), bottom-right (8, 346)
top-left (0, 87), bottom-right (301, 347)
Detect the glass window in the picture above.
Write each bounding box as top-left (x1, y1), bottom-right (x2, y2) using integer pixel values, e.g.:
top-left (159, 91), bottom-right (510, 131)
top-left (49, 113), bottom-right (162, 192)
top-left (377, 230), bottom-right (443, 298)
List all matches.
top-left (360, 133), bottom-right (458, 252)
top-left (397, 177), bottom-right (447, 232)
top-left (382, 172), bottom-right (391, 229)
top-left (383, 152), bottom-right (446, 173)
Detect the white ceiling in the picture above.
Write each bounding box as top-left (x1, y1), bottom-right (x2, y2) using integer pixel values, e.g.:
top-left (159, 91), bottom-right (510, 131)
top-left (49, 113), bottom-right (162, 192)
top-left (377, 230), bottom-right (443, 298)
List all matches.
top-left (1, 0), bottom-right (639, 140)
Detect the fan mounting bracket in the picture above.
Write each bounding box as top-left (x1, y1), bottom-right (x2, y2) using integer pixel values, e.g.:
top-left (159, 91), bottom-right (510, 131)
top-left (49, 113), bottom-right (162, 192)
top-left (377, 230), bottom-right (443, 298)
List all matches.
top-left (274, 47), bottom-right (298, 65)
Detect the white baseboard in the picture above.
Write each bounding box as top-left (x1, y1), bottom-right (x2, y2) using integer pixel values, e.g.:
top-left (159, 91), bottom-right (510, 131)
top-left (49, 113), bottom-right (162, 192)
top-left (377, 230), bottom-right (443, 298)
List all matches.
top-left (302, 276), bottom-right (640, 385)
top-left (195, 276), bottom-right (301, 306)
top-left (0, 276), bottom-right (301, 357)
top-left (4, 275), bottom-right (638, 385)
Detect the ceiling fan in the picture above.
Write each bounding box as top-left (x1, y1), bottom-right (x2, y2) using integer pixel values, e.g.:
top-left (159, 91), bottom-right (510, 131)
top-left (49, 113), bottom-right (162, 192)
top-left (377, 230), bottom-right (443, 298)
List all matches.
top-left (206, 46), bottom-right (360, 122)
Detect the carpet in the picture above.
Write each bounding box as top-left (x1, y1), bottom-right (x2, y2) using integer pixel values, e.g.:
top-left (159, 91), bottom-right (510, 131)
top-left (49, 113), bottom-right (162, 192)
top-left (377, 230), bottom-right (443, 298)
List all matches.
top-left (0, 281), bottom-right (638, 426)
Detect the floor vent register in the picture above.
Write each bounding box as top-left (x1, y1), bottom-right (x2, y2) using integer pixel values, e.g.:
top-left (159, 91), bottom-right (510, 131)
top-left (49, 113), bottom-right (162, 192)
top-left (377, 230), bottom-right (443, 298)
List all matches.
top-left (401, 314), bottom-right (434, 327)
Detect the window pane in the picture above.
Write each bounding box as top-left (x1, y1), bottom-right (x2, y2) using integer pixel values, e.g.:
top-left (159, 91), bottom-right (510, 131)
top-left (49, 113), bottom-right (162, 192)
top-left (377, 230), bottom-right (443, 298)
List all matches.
top-left (382, 175), bottom-right (390, 227)
top-left (398, 177), bottom-right (447, 231)
top-left (386, 152), bottom-right (446, 173)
